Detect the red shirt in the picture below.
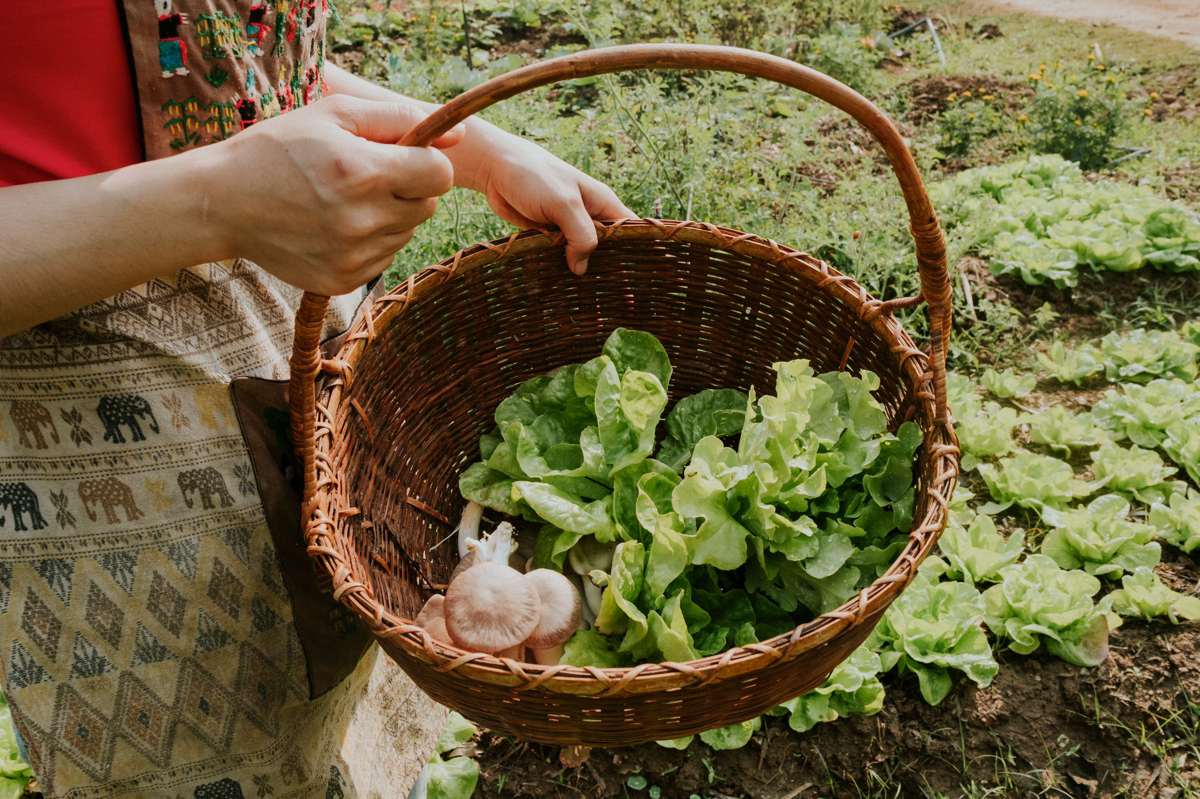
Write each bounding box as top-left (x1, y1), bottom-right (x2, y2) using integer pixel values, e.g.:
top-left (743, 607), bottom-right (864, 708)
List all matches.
top-left (0, 1), bottom-right (143, 186)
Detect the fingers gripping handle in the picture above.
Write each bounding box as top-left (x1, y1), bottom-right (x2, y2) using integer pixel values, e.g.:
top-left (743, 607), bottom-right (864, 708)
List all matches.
top-left (291, 43), bottom-right (953, 506)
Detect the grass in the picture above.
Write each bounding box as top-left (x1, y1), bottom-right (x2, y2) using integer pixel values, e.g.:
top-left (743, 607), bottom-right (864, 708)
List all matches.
top-left (330, 0), bottom-right (1200, 369)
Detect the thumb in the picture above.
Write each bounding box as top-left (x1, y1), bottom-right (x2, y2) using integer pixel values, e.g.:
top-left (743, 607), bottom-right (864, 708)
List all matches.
top-left (332, 96), bottom-right (465, 148)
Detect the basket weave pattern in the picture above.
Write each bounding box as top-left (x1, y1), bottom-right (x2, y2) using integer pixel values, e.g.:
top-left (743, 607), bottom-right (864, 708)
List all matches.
top-left (289, 45), bottom-right (959, 746)
top-left (293, 219), bottom-right (958, 745)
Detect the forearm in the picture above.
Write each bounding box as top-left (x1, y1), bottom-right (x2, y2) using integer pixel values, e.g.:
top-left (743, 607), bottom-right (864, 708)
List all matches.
top-left (0, 149), bottom-right (225, 337)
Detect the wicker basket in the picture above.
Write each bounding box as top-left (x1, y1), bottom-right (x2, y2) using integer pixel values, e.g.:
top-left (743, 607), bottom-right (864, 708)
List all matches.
top-left (289, 44), bottom-right (959, 747)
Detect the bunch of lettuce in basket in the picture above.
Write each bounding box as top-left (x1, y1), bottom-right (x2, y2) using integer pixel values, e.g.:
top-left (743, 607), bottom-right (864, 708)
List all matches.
top-left (457, 329), bottom-right (923, 667)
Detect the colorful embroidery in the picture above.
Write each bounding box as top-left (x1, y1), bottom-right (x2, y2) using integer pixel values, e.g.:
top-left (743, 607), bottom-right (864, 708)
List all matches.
top-left (204, 100), bottom-right (240, 140)
top-left (245, 5), bottom-right (271, 56)
top-left (177, 466), bottom-right (235, 510)
top-left (154, 0), bottom-right (190, 77)
top-left (77, 477), bottom-right (145, 524)
top-left (96, 394), bottom-right (160, 444)
top-left (194, 12), bottom-right (245, 59)
top-left (204, 65), bottom-right (231, 88)
top-left (9, 400), bottom-right (59, 450)
top-left (162, 97), bottom-right (204, 150)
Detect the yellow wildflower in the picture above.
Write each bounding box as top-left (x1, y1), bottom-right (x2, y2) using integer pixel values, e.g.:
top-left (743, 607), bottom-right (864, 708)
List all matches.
top-left (1017, 114), bottom-right (1028, 122)
top-left (946, 92), bottom-right (957, 101)
top-left (1029, 74), bottom-right (1041, 81)
top-left (969, 113), bottom-right (977, 119)
top-left (1074, 119), bottom-right (1082, 125)
top-left (1096, 64), bottom-right (1106, 71)
top-left (982, 94), bottom-right (993, 100)
top-left (1150, 91), bottom-right (1160, 99)
top-left (1106, 76), bottom-right (1115, 84)
top-left (1144, 109), bottom-right (1153, 116)
top-left (1077, 89), bottom-right (1088, 98)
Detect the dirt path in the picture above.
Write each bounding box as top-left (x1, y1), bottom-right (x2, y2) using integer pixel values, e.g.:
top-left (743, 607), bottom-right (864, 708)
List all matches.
top-left (969, 0), bottom-right (1200, 48)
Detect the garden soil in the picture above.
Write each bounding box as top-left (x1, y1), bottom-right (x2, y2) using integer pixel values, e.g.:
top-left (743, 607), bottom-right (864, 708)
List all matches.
top-left (472, 622), bottom-right (1200, 799)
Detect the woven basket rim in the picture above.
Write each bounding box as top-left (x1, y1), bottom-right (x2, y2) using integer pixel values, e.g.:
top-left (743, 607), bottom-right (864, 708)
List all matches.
top-left (304, 218), bottom-right (960, 695)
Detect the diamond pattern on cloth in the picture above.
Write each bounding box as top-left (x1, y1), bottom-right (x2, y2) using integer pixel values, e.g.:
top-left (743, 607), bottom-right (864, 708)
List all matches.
top-left (0, 245), bottom-right (438, 797)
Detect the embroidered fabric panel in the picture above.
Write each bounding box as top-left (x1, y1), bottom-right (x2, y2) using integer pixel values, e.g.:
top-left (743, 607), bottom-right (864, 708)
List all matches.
top-left (0, 262), bottom-right (444, 798)
top-left (121, 0), bottom-right (330, 161)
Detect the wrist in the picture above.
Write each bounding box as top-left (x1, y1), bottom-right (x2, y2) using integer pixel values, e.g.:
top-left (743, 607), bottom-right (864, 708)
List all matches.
top-left (165, 145), bottom-right (238, 264)
top-left (445, 116), bottom-right (511, 193)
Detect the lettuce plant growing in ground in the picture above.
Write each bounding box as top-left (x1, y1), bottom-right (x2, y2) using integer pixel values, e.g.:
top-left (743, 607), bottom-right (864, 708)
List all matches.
top-left (1099, 328), bottom-right (1199, 384)
top-left (931, 155), bottom-right (1200, 287)
top-left (1109, 567), bottom-right (1200, 624)
top-left (1040, 494), bottom-right (1161, 578)
top-left (1022, 406), bottom-right (1108, 457)
top-left (767, 645), bottom-right (885, 732)
top-left (1092, 378), bottom-right (1200, 449)
top-left (1149, 489), bottom-right (1200, 553)
top-left (1089, 440), bottom-right (1183, 505)
top-left (422, 712), bottom-right (480, 799)
top-left (982, 554), bottom-right (1118, 668)
top-left (980, 367), bottom-right (1036, 399)
top-left (1164, 422), bottom-right (1200, 485)
top-left (1037, 340), bottom-right (1104, 384)
top-left (921, 513), bottom-right (1025, 585)
top-left (0, 692), bottom-right (31, 799)
top-left (976, 451), bottom-right (1095, 520)
top-left (866, 575), bottom-right (999, 706)
top-left (955, 401), bottom-right (1020, 471)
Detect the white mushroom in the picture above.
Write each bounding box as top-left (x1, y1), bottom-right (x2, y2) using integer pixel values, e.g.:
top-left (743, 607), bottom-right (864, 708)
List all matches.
top-left (521, 569), bottom-right (583, 665)
top-left (443, 561), bottom-right (541, 654)
top-left (455, 501), bottom-right (484, 558)
top-left (414, 594), bottom-right (452, 647)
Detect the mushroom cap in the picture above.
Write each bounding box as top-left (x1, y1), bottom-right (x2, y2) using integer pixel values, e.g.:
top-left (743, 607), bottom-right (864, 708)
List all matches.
top-left (522, 569), bottom-right (583, 650)
top-left (444, 562), bottom-right (541, 654)
top-left (414, 594), bottom-right (452, 646)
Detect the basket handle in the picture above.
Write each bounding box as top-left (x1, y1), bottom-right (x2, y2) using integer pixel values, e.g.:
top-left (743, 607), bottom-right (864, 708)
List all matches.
top-left (291, 43), bottom-right (952, 504)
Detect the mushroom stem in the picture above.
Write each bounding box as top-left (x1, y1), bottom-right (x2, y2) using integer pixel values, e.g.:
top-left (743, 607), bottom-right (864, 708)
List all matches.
top-left (463, 521), bottom-right (518, 564)
top-left (455, 501), bottom-right (484, 559)
top-left (530, 643), bottom-right (564, 665)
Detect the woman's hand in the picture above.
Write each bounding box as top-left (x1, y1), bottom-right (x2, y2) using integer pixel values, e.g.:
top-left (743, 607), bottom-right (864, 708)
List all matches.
top-left (460, 130), bottom-right (636, 275)
top-left (323, 65), bottom-right (636, 275)
top-left (202, 95), bottom-right (465, 296)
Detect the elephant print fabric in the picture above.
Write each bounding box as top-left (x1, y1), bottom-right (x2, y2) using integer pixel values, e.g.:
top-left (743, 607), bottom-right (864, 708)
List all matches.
top-left (178, 466), bottom-right (235, 510)
top-left (0, 266), bottom-right (444, 796)
top-left (98, 394), bottom-right (161, 443)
